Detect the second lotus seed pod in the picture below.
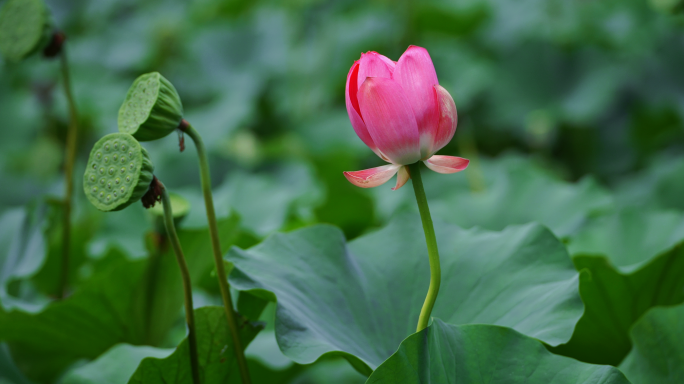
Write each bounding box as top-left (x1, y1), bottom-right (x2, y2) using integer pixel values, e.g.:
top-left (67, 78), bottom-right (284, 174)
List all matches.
top-left (83, 133), bottom-right (154, 212)
top-left (0, 0), bottom-right (52, 62)
top-left (118, 72), bottom-right (184, 142)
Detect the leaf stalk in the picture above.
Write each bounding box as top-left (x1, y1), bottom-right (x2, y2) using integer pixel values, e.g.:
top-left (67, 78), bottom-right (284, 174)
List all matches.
top-left (160, 183), bottom-right (201, 384)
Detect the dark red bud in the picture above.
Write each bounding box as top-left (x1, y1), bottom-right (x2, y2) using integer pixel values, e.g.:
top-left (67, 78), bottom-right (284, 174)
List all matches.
top-left (141, 176), bottom-right (164, 209)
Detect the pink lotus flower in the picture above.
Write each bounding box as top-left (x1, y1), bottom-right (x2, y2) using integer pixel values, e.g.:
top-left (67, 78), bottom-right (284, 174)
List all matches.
top-left (343, 46), bottom-right (469, 190)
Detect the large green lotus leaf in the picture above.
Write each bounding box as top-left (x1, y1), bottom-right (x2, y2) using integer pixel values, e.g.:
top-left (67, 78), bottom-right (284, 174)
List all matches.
top-left (0, 198), bottom-right (97, 307)
top-left (290, 358), bottom-right (366, 384)
top-left (371, 154), bottom-right (613, 237)
top-left (57, 294), bottom-right (267, 384)
top-left (0, 215), bottom-right (239, 382)
top-left (566, 208), bottom-right (684, 269)
top-left (245, 356), bottom-right (367, 384)
top-left (241, 298), bottom-right (365, 383)
top-left (0, 204), bottom-right (50, 312)
top-left (619, 303), bottom-right (684, 384)
top-left (0, 343), bottom-right (34, 384)
top-left (58, 344), bottom-right (173, 384)
top-left (30, 199), bottom-right (96, 298)
top-left (549, 243), bottom-right (684, 365)
top-left (552, 209), bottom-right (684, 365)
top-left (226, 213), bottom-right (584, 373)
top-left (63, 333), bottom-right (363, 384)
top-left (242, 299), bottom-right (367, 383)
top-left (128, 306), bottom-right (263, 384)
top-left (367, 319), bottom-right (629, 384)
top-left (0, 247), bottom-right (142, 382)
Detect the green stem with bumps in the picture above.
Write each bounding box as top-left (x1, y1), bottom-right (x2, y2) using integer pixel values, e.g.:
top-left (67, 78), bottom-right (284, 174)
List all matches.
top-left (58, 48), bottom-right (78, 299)
top-left (182, 122), bottom-right (251, 384)
top-left (160, 184), bottom-right (200, 384)
top-left (408, 162), bottom-right (441, 332)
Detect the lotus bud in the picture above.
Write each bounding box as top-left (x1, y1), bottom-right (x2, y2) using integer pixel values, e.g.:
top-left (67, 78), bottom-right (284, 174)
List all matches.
top-left (343, 46), bottom-right (469, 190)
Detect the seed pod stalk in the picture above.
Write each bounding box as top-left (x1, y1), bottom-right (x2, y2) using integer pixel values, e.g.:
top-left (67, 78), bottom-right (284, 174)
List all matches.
top-left (181, 120), bottom-right (252, 384)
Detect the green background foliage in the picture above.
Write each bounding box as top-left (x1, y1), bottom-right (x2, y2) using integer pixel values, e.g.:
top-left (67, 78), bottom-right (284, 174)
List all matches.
top-left (2, 0), bottom-right (684, 383)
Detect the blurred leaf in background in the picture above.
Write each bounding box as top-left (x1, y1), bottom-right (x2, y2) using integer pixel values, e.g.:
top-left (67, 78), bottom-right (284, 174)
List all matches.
top-left (619, 303), bottom-right (684, 384)
top-left (3, 0), bottom-right (684, 382)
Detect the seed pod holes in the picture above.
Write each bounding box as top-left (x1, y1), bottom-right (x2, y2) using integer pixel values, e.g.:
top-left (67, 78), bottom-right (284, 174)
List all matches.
top-left (83, 133), bottom-right (154, 212)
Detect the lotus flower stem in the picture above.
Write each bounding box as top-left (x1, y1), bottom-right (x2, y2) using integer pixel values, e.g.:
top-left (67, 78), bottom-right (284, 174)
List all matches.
top-left (408, 162), bottom-right (441, 332)
top-left (58, 48), bottom-right (78, 299)
top-left (182, 121), bottom-right (251, 384)
top-left (160, 183), bottom-right (200, 384)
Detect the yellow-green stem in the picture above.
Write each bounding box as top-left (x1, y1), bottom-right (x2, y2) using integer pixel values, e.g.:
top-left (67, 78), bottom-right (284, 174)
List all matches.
top-left (408, 162), bottom-right (441, 332)
top-left (183, 122), bottom-right (251, 384)
top-left (58, 48), bottom-right (78, 299)
top-left (160, 184), bottom-right (200, 384)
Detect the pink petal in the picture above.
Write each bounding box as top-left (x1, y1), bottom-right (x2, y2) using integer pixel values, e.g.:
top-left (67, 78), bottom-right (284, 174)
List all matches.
top-left (357, 51), bottom-right (395, 90)
top-left (343, 164), bottom-right (401, 188)
top-left (377, 54), bottom-right (397, 69)
top-left (345, 61), bottom-right (379, 153)
top-left (358, 77), bottom-right (421, 165)
top-left (393, 46), bottom-right (440, 157)
top-left (392, 166), bottom-right (410, 190)
top-left (424, 155), bottom-right (469, 174)
top-left (426, 85), bottom-right (458, 157)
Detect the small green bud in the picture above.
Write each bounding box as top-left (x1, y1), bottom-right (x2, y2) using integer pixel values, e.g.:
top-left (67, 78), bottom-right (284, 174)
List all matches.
top-left (0, 0), bottom-right (52, 62)
top-left (148, 192), bottom-right (190, 233)
top-left (83, 133), bottom-right (154, 212)
top-left (118, 72), bottom-right (184, 141)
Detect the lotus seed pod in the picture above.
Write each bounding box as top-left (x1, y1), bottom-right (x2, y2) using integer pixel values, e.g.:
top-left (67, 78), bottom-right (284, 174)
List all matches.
top-left (0, 0), bottom-right (52, 62)
top-left (118, 72), bottom-right (184, 142)
top-left (83, 133), bottom-right (154, 212)
top-left (149, 192), bottom-right (190, 232)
